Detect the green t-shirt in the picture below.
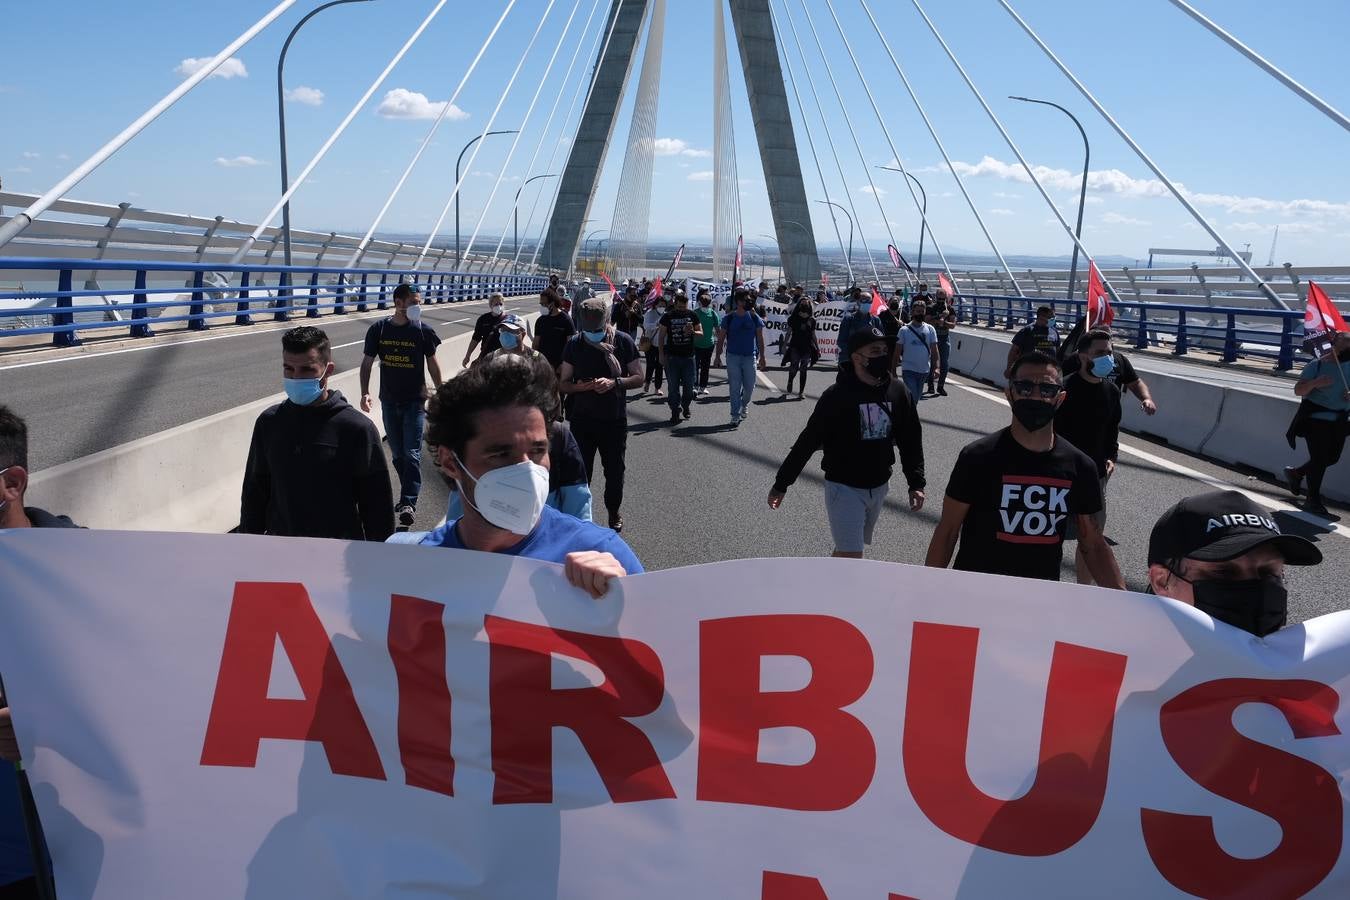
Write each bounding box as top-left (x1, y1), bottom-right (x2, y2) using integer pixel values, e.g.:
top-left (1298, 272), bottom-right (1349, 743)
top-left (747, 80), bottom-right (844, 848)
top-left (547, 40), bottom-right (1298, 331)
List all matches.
top-left (694, 306), bottom-right (719, 349)
top-left (1299, 357), bottom-right (1350, 421)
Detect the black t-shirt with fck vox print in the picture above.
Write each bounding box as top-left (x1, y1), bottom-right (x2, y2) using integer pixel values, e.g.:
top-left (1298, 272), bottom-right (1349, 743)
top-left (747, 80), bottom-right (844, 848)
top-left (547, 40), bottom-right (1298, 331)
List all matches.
top-left (945, 427), bottom-right (1103, 582)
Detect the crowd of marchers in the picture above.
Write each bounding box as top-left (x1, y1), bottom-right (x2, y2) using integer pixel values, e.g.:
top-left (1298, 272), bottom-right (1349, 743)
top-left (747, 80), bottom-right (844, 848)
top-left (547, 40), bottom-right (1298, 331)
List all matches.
top-left (1, 272), bottom-right (1347, 896)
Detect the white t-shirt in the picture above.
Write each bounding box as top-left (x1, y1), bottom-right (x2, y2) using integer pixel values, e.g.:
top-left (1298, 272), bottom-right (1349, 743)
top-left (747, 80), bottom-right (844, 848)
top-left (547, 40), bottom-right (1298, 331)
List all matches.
top-left (899, 321), bottom-right (938, 373)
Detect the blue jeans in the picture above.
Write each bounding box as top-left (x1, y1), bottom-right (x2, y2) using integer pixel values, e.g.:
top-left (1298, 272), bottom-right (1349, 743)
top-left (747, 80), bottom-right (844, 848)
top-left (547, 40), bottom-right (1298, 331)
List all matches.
top-left (726, 353), bottom-right (757, 418)
top-left (382, 398), bottom-right (425, 507)
top-left (665, 355), bottom-right (696, 413)
top-left (902, 370), bottom-right (927, 402)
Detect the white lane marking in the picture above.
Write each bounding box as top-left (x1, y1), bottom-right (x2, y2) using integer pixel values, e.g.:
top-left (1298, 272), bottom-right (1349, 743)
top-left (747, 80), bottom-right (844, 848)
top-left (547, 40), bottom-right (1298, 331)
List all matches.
top-left (946, 378), bottom-right (1350, 541)
top-left (330, 316), bottom-right (473, 350)
top-left (0, 299), bottom-right (522, 371)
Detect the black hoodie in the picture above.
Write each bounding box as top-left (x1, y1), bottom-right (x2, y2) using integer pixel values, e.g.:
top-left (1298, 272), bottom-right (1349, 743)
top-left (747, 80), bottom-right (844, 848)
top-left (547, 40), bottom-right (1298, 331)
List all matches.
top-left (774, 371), bottom-right (926, 494)
top-left (240, 390), bottom-right (394, 541)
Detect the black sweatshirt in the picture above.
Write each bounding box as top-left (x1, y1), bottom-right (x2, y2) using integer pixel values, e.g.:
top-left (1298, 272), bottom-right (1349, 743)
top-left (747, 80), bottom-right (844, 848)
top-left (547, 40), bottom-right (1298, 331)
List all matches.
top-left (774, 372), bottom-right (926, 494)
top-left (240, 390), bottom-right (394, 541)
top-left (1054, 372), bottom-right (1121, 478)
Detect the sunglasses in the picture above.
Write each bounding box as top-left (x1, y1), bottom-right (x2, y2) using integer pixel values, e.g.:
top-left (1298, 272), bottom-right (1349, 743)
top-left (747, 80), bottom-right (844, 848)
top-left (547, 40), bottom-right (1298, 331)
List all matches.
top-left (1010, 379), bottom-right (1063, 400)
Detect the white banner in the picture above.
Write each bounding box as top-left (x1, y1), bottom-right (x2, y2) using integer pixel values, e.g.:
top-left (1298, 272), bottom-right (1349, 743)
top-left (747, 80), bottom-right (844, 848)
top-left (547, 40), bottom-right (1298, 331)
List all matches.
top-left (762, 297), bottom-right (850, 363)
top-left (3, 531), bottom-right (1350, 899)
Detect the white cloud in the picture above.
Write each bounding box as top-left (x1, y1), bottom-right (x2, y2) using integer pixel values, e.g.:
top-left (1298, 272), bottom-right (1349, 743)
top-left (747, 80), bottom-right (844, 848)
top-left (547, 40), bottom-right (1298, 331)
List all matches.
top-left (176, 57), bottom-right (248, 80)
top-left (376, 88), bottom-right (469, 121)
top-left (21, 151), bottom-right (39, 160)
top-left (993, 191), bottom-right (1019, 199)
top-left (284, 85), bottom-right (324, 107)
top-left (214, 155), bottom-right (266, 168)
top-left (687, 170), bottom-right (714, 182)
top-left (1228, 220), bottom-right (1322, 235)
top-left (1101, 212), bottom-right (1151, 226)
top-left (8, 166), bottom-right (31, 174)
top-left (989, 208), bottom-right (1014, 216)
top-left (859, 185), bottom-right (886, 197)
top-left (677, 162), bottom-right (691, 168)
top-left (1084, 196), bottom-right (1104, 205)
top-left (654, 137), bottom-right (711, 158)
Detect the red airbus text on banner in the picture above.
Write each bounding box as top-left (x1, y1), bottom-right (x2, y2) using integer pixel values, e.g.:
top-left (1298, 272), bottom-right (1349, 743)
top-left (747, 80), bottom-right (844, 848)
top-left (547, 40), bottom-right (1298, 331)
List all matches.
top-left (601, 272), bottom-right (617, 295)
top-left (1304, 281), bottom-right (1348, 355)
top-left (870, 287), bottom-right (887, 317)
top-left (938, 272), bottom-right (957, 298)
top-left (1087, 262), bottom-right (1113, 328)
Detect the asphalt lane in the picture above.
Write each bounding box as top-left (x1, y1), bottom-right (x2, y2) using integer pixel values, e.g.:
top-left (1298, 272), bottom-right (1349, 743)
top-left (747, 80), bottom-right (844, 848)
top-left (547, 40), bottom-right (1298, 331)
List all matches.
top-left (410, 359), bottom-right (1348, 625)
top-left (3, 295), bottom-right (540, 471)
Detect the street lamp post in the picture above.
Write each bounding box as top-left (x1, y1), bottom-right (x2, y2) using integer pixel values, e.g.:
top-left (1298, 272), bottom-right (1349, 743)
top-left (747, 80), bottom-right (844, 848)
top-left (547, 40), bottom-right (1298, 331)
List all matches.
top-left (815, 200), bottom-right (854, 282)
top-left (876, 165), bottom-right (927, 279)
top-left (758, 233), bottom-right (783, 282)
top-left (1010, 95), bottom-right (1090, 299)
top-left (456, 130), bottom-right (518, 269)
top-left (278, 0), bottom-right (373, 270)
top-left (582, 227), bottom-right (606, 273)
top-left (513, 174), bottom-right (558, 274)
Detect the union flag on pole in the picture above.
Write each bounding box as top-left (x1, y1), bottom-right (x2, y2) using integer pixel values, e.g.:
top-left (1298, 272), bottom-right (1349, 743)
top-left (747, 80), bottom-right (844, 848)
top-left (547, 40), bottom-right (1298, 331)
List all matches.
top-left (734, 235), bottom-right (744, 272)
top-left (1086, 261), bottom-right (1114, 329)
top-left (870, 286), bottom-right (887, 317)
top-left (1304, 280), bottom-right (1348, 355)
top-left (600, 272), bottom-right (617, 295)
top-left (937, 271), bottom-right (957, 299)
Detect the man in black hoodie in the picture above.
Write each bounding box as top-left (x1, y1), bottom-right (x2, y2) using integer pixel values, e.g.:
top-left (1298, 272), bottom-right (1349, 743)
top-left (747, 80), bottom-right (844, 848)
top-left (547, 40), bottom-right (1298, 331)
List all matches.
top-left (768, 327), bottom-right (926, 558)
top-left (241, 326), bottom-right (394, 541)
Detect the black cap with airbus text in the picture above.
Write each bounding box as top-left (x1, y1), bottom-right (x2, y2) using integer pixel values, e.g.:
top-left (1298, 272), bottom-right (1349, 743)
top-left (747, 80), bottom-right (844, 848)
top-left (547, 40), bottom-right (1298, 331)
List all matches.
top-left (1148, 490), bottom-right (1322, 567)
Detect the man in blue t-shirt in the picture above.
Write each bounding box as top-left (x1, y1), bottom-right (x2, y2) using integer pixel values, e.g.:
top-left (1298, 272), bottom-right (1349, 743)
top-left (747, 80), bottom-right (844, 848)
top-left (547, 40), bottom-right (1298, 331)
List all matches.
top-left (713, 289), bottom-right (767, 425)
top-left (1284, 331), bottom-right (1350, 515)
top-left (390, 354), bottom-right (641, 597)
top-left (360, 284), bottom-right (444, 528)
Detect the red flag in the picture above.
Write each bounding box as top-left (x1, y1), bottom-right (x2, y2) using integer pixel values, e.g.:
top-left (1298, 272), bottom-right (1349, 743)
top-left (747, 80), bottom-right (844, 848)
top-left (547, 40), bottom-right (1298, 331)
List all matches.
top-left (645, 277), bottom-right (664, 309)
top-left (1304, 281), bottom-right (1348, 355)
top-left (870, 286), bottom-right (886, 317)
top-left (938, 272), bottom-right (957, 299)
top-left (888, 244), bottom-right (913, 274)
top-left (1086, 262), bottom-right (1113, 328)
top-left (734, 235), bottom-right (744, 272)
top-left (600, 272), bottom-right (617, 295)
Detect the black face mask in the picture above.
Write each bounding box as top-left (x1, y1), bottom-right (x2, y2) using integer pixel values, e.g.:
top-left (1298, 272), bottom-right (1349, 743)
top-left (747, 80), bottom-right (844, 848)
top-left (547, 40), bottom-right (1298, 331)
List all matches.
top-left (1010, 398), bottom-right (1057, 431)
top-left (861, 355), bottom-right (891, 380)
top-left (1188, 574), bottom-right (1288, 637)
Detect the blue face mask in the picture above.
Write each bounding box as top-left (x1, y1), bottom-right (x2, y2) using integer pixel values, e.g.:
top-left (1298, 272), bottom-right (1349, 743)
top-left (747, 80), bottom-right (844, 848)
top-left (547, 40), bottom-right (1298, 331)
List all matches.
top-left (1090, 354), bottom-right (1115, 378)
top-left (499, 332), bottom-right (519, 350)
top-left (284, 377), bottom-right (324, 406)
top-left (583, 329), bottom-right (606, 343)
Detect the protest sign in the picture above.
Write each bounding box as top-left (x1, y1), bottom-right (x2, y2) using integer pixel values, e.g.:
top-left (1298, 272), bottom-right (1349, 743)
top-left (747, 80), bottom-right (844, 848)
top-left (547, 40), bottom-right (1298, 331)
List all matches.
top-left (2, 530), bottom-right (1349, 898)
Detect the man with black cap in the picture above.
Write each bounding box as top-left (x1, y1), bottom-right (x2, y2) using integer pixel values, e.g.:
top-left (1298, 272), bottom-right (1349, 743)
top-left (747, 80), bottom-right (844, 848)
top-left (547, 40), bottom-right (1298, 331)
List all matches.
top-left (769, 326), bottom-right (926, 559)
top-left (559, 297), bottom-right (644, 532)
top-left (1146, 490), bottom-right (1321, 636)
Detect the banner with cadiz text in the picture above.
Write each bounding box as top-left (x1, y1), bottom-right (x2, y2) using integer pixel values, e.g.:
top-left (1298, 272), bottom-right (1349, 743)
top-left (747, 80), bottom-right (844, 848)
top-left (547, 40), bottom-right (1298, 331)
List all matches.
top-left (2, 530), bottom-right (1349, 899)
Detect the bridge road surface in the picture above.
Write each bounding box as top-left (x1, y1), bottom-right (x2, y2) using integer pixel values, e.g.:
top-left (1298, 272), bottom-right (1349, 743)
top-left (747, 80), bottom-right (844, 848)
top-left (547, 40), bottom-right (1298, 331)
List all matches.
top-left (5, 314), bottom-right (1347, 623)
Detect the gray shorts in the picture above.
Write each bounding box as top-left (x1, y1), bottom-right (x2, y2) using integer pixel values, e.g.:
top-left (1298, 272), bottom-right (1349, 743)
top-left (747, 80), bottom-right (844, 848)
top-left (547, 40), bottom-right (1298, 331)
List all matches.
top-left (824, 481), bottom-right (890, 553)
top-left (1065, 475), bottom-right (1109, 541)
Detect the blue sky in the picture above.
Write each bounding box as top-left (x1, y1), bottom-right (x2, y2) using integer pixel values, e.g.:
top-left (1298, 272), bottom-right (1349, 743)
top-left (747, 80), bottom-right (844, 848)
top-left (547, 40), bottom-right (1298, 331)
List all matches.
top-left (4, 0), bottom-right (1349, 266)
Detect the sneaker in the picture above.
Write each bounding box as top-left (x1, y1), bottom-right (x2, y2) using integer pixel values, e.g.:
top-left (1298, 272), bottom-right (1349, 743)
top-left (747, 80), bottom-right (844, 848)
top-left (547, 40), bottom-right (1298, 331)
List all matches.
top-left (682, 407), bottom-right (691, 420)
top-left (669, 413), bottom-right (681, 426)
top-left (937, 387), bottom-right (948, 396)
top-left (396, 503), bottom-right (416, 527)
top-left (654, 389), bottom-right (665, 398)
top-left (1304, 498), bottom-right (1330, 517)
top-left (1284, 466), bottom-right (1304, 497)
top-left (797, 390), bottom-right (805, 400)
top-left (608, 511), bottom-right (624, 533)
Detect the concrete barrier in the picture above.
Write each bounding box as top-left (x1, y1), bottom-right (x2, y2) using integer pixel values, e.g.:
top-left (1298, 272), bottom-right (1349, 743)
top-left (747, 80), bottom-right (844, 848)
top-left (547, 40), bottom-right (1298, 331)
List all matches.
top-left (28, 316), bottom-right (539, 532)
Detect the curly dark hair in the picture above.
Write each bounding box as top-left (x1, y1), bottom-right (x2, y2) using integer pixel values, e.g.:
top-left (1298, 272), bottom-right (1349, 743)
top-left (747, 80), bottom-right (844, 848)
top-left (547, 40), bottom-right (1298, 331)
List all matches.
top-left (281, 325), bottom-right (331, 361)
top-left (0, 405), bottom-right (28, 471)
top-left (425, 354), bottom-right (558, 456)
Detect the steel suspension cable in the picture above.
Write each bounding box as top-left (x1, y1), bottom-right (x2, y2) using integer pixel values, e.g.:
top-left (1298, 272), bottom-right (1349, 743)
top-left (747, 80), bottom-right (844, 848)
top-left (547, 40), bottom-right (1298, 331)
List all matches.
top-left (461, 0), bottom-right (585, 270)
top-left (856, 0), bottom-right (1024, 296)
top-left (0, 0), bottom-right (301, 249)
top-left (346, 0), bottom-right (519, 268)
top-left (415, 0), bottom-right (559, 268)
top-left (712, 0), bottom-right (742, 282)
top-left (819, 0), bottom-right (955, 284)
top-left (609, 0), bottom-right (666, 279)
top-left (766, 4), bottom-right (853, 284)
top-left (777, 0), bottom-right (878, 286)
top-left (230, 0), bottom-right (449, 265)
top-left (795, 0), bottom-right (911, 289)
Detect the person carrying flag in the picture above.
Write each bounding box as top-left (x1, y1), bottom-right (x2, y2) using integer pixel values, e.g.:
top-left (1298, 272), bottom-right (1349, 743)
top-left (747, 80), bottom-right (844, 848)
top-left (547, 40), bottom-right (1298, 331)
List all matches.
top-left (1284, 330), bottom-right (1350, 516)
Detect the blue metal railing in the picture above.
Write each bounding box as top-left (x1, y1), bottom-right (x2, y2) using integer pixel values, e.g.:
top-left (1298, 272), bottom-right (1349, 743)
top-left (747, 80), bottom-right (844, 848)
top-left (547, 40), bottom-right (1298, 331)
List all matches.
top-left (954, 294), bottom-right (1307, 372)
top-left (0, 258), bottom-right (550, 347)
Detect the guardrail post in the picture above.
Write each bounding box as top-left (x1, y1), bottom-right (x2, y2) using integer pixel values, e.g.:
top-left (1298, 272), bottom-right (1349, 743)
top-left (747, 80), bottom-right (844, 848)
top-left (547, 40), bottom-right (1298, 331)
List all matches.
top-left (189, 270), bottom-right (209, 331)
top-left (334, 276), bottom-right (347, 315)
top-left (1134, 303), bottom-right (1147, 350)
top-left (357, 273), bottom-right (370, 312)
top-left (1121, 267), bottom-right (1143, 302)
top-left (274, 271), bottom-right (291, 322)
top-left (51, 268), bottom-right (80, 346)
top-left (378, 272), bottom-right (389, 310)
top-left (1277, 315), bottom-right (1295, 371)
top-left (1174, 309), bottom-right (1189, 356)
top-left (307, 271), bottom-right (320, 318)
top-left (1222, 312), bottom-right (1239, 363)
top-left (130, 268), bottom-right (155, 337)
top-left (1003, 297), bottom-right (1014, 330)
top-left (234, 271), bottom-right (253, 326)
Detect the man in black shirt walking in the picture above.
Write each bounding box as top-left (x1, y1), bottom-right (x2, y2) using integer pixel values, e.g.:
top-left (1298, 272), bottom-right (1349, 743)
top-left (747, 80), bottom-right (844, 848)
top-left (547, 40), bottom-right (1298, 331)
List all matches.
top-left (247, 326), bottom-right (394, 540)
top-left (360, 283), bottom-right (443, 527)
top-left (926, 351), bottom-right (1124, 587)
top-left (769, 327), bottom-right (926, 559)
top-left (462, 292), bottom-right (506, 368)
top-left (1055, 329), bottom-right (1123, 586)
top-left (926, 288), bottom-right (957, 396)
top-left (535, 288), bottom-right (576, 370)
top-left (1005, 305), bottom-right (1060, 378)
top-left (657, 290), bottom-right (702, 425)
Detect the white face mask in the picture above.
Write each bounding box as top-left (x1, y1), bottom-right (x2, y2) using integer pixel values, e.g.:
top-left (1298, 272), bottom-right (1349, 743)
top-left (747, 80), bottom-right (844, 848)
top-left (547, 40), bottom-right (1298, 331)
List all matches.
top-left (405, 304), bottom-right (422, 324)
top-left (540, 303), bottom-right (551, 315)
top-left (490, 304), bottom-right (504, 317)
top-left (453, 453), bottom-right (549, 536)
